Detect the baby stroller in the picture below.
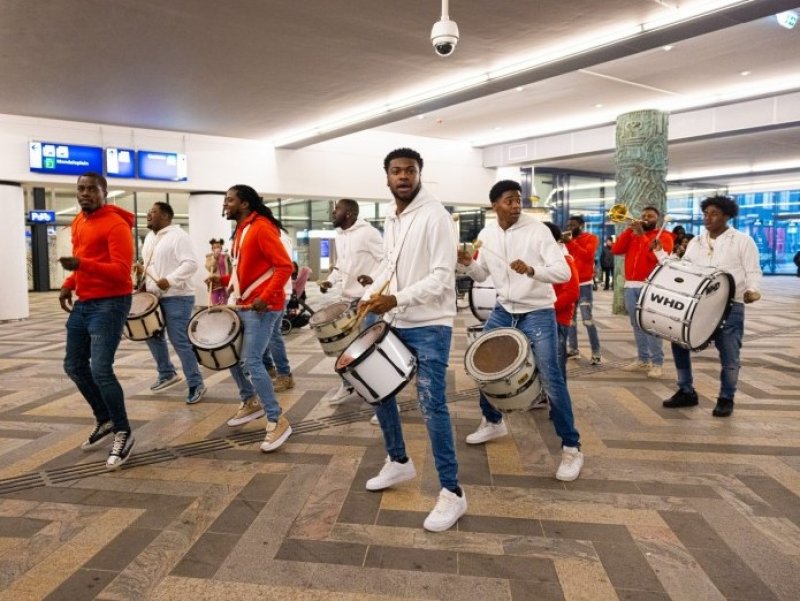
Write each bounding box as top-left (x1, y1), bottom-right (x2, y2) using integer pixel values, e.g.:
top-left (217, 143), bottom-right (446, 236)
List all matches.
top-left (281, 266), bottom-right (315, 334)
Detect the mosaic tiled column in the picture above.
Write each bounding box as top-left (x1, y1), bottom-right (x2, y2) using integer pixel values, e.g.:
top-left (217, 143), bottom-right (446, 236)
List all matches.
top-left (612, 110), bottom-right (669, 313)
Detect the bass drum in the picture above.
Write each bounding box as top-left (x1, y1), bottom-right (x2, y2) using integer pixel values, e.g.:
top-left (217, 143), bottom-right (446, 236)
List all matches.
top-left (335, 321), bottom-right (416, 405)
top-left (637, 260), bottom-right (733, 351)
top-left (124, 291), bottom-right (164, 341)
top-left (187, 306), bottom-right (243, 370)
top-left (464, 327), bottom-right (542, 412)
top-left (309, 301), bottom-right (363, 357)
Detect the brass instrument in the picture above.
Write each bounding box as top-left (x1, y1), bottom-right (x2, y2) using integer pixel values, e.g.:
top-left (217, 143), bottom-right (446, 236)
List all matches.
top-left (607, 204), bottom-right (640, 225)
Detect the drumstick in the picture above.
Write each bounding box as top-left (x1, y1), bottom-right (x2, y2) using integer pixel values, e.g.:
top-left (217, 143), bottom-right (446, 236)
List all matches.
top-left (343, 279), bottom-right (391, 330)
top-left (655, 215), bottom-right (673, 243)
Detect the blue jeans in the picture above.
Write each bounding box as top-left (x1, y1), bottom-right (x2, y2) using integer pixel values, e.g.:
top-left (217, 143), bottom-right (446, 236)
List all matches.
top-left (482, 305), bottom-right (581, 448)
top-left (568, 284), bottom-right (601, 356)
top-left (672, 302), bottom-right (744, 400)
top-left (64, 295), bottom-right (132, 433)
top-left (145, 295), bottom-right (203, 387)
top-left (373, 326), bottom-right (459, 491)
top-left (557, 323), bottom-right (569, 381)
top-left (229, 310), bottom-right (284, 421)
top-left (624, 287), bottom-right (664, 366)
top-left (262, 308), bottom-right (291, 375)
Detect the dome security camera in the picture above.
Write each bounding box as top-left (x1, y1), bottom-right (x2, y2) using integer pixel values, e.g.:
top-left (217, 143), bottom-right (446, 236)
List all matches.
top-left (431, 17), bottom-right (459, 57)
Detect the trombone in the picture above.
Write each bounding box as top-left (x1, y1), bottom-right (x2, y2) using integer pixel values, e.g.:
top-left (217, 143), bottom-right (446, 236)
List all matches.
top-left (607, 204), bottom-right (641, 226)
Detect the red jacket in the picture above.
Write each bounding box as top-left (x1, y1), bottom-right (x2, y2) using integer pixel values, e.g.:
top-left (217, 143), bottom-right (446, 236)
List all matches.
top-left (222, 212), bottom-right (292, 310)
top-left (62, 204), bottom-right (134, 301)
top-left (554, 254), bottom-right (580, 326)
top-left (565, 232), bottom-right (598, 284)
top-left (611, 227), bottom-right (674, 282)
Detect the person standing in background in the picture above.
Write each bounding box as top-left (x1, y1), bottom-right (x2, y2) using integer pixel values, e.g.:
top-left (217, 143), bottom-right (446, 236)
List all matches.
top-left (600, 236), bottom-right (614, 290)
top-left (564, 215), bottom-right (603, 365)
top-left (59, 172), bottom-right (136, 470)
top-left (205, 239), bottom-right (232, 305)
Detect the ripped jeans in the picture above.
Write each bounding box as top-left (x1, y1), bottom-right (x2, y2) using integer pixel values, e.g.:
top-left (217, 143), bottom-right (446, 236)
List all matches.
top-left (568, 283), bottom-right (601, 356)
top-left (372, 325), bottom-right (459, 491)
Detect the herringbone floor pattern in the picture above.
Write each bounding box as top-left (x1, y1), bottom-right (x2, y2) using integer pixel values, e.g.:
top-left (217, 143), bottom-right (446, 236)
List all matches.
top-left (0, 279), bottom-right (798, 600)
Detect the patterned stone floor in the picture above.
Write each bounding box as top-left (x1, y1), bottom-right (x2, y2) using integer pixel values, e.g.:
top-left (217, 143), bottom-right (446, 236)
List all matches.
top-left (0, 278), bottom-right (798, 601)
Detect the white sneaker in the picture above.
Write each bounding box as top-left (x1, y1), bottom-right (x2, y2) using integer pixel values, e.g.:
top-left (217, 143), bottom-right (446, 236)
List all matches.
top-left (370, 414), bottom-right (379, 425)
top-left (324, 382), bottom-right (360, 405)
top-left (622, 360), bottom-right (650, 372)
top-left (465, 418), bottom-right (508, 444)
top-left (647, 364), bottom-right (663, 378)
top-left (555, 446), bottom-right (584, 481)
top-left (365, 456), bottom-right (416, 491)
top-left (423, 488), bottom-right (467, 532)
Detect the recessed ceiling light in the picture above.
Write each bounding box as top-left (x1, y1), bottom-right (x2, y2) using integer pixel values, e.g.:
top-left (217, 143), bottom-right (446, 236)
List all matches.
top-left (493, 126), bottom-right (502, 131)
top-left (515, 86), bottom-right (525, 92)
top-left (594, 103), bottom-right (604, 108)
top-left (740, 70), bottom-right (751, 76)
top-left (416, 114), bottom-right (426, 119)
top-left (662, 45), bottom-right (674, 51)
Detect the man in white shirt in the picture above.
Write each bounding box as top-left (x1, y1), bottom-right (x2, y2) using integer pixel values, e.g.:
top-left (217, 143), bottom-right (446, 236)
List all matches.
top-left (456, 180), bottom-right (584, 482)
top-left (361, 147), bottom-right (466, 533)
top-left (656, 195), bottom-right (762, 417)
top-left (140, 202), bottom-right (206, 404)
top-left (319, 198), bottom-right (383, 404)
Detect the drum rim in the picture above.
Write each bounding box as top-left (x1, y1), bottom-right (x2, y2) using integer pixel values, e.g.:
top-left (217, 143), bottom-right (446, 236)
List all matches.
top-left (685, 271), bottom-right (735, 350)
top-left (334, 321), bottom-right (395, 372)
top-left (464, 327), bottom-right (530, 381)
top-left (187, 306), bottom-right (242, 347)
top-left (129, 290), bottom-right (160, 317)
top-left (309, 301), bottom-right (353, 326)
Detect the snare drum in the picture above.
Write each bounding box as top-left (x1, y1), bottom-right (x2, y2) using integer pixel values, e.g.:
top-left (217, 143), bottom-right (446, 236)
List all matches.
top-left (464, 327), bottom-right (543, 412)
top-left (124, 291), bottom-right (165, 340)
top-left (637, 260), bottom-right (734, 351)
top-left (309, 301), bottom-right (363, 357)
top-left (187, 306), bottom-right (243, 370)
top-left (468, 279), bottom-right (497, 322)
top-left (335, 322), bottom-right (417, 405)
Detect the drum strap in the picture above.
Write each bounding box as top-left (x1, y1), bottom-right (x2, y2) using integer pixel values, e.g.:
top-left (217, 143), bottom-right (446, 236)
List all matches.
top-left (229, 224), bottom-right (275, 304)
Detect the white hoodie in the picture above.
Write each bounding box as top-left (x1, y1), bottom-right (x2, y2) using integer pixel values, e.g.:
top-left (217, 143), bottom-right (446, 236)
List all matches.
top-left (142, 224), bottom-right (199, 298)
top-left (328, 218), bottom-right (384, 301)
top-left (365, 186), bottom-right (456, 328)
top-left (458, 213), bottom-right (570, 313)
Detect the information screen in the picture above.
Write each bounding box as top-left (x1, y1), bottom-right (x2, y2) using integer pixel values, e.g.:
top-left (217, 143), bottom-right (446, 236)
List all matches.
top-left (137, 150), bottom-right (188, 181)
top-left (29, 142), bottom-right (103, 176)
top-left (105, 147), bottom-right (136, 178)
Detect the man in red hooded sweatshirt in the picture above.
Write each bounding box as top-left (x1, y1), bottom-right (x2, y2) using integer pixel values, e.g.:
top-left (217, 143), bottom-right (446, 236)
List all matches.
top-left (59, 172), bottom-right (135, 470)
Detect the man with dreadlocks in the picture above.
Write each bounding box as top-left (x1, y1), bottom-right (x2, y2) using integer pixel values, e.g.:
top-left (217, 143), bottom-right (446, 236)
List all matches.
top-left (209, 184), bottom-right (294, 452)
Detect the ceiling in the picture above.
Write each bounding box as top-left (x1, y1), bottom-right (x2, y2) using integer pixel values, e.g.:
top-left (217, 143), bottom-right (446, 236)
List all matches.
top-left (2, 0), bottom-right (799, 187)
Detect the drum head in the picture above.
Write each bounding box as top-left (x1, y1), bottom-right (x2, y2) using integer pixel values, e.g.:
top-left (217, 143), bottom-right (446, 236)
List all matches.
top-left (688, 271), bottom-right (734, 349)
top-left (465, 328), bottom-right (530, 381)
top-left (188, 307), bottom-right (241, 346)
top-left (309, 301), bottom-right (351, 326)
top-left (335, 322), bottom-right (387, 369)
top-left (129, 292), bottom-right (158, 317)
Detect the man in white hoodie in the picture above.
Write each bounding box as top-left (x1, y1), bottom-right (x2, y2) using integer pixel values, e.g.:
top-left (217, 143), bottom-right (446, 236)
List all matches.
top-left (319, 198), bottom-right (383, 404)
top-left (456, 180), bottom-right (584, 482)
top-left (361, 147), bottom-right (466, 533)
top-left (140, 202), bottom-right (206, 404)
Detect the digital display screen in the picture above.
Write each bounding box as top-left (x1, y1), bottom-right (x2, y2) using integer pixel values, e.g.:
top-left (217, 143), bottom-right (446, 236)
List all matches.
top-left (137, 150), bottom-right (188, 181)
top-left (105, 147), bottom-right (136, 178)
top-left (29, 141), bottom-right (103, 176)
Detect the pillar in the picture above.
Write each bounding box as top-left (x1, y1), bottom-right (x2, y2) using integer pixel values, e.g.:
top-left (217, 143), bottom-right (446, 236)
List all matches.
top-left (188, 192), bottom-right (231, 307)
top-left (0, 182), bottom-right (30, 320)
top-left (613, 110), bottom-right (669, 314)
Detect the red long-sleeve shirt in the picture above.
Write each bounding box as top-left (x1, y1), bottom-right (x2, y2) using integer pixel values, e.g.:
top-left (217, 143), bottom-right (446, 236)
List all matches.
top-left (554, 254), bottom-right (580, 326)
top-left (222, 212), bottom-right (292, 310)
top-left (565, 232), bottom-right (598, 284)
top-left (611, 227), bottom-right (674, 282)
top-left (62, 204), bottom-right (134, 301)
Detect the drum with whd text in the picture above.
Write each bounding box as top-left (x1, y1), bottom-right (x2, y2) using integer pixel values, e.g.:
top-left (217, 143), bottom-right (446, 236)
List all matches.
top-left (187, 306), bottom-right (243, 370)
top-left (464, 327), bottom-right (542, 412)
top-left (637, 259), bottom-right (734, 351)
top-left (124, 291), bottom-right (165, 341)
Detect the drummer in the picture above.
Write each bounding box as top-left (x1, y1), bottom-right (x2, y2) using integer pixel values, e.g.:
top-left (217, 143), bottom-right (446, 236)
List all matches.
top-left (611, 206), bottom-right (673, 379)
top-left (58, 172), bottom-right (136, 470)
top-left (361, 147), bottom-right (466, 533)
top-left (456, 179), bottom-right (584, 483)
top-left (654, 195), bottom-right (762, 417)
top-left (139, 202), bottom-right (207, 404)
top-left (211, 185), bottom-right (294, 453)
top-left (318, 198), bottom-right (383, 404)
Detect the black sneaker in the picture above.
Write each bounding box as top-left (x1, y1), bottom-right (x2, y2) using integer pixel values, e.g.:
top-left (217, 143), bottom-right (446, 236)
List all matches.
top-left (712, 397), bottom-right (734, 417)
top-left (80, 421), bottom-right (114, 451)
top-left (662, 389), bottom-right (699, 408)
top-left (106, 431), bottom-right (135, 470)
